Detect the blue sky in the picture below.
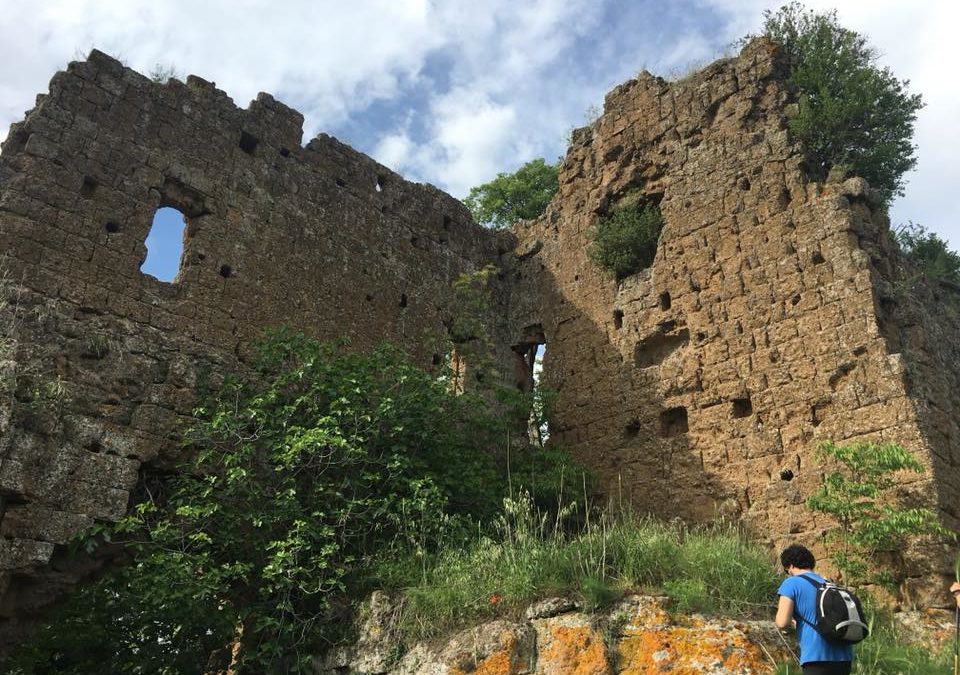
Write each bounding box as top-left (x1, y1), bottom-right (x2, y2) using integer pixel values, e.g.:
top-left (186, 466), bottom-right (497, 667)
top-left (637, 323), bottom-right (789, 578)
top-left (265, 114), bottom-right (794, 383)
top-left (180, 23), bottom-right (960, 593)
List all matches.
top-left (2, 1), bottom-right (957, 282)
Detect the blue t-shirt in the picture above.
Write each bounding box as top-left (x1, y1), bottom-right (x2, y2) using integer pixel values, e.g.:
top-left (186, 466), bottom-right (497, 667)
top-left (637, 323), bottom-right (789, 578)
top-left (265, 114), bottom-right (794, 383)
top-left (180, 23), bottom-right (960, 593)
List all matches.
top-left (777, 573), bottom-right (854, 664)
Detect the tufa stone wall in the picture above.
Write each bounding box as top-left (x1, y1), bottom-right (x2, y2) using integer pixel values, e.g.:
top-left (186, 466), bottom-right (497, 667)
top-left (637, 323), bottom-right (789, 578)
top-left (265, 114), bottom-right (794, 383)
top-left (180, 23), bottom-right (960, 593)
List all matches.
top-left (0, 49), bottom-right (510, 649)
top-left (1, 36), bottom-right (959, 653)
top-left (509, 38), bottom-right (959, 600)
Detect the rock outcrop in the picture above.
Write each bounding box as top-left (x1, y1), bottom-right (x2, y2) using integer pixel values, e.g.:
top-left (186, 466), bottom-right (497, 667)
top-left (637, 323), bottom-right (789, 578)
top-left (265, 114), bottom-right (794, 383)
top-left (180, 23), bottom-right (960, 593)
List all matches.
top-left (314, 594), bottom-right (792, 675)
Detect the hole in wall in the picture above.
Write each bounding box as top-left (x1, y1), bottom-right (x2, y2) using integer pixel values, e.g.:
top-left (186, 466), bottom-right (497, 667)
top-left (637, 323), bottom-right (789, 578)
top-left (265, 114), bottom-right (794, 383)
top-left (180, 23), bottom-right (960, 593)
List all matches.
top-left (104, 221), bottom-right (121, 233)
top-left (810, 249), bottom-right (825, 265)
top-left (365, 294), bottom-right (374, 302)
top-left (431, 353), bottom-right (442, 366)
top-left (410, 236), bottom-right (419, 247)
top-left (779, 469), bottom-right (794, 481)
top-left (279, 147), bottom-right (290, 157)
top-left (239, 131), bottom-right (259, 155)
top-left (336, 178), bottom-right (346, 188)
top-left (623, 418), bottom-right (641, 438)
top-left (80, 175), bottom-right (98, 198)
top-left (634, 328), bottom-right (689, 368)
top-left (659, 292), bottom-right (671, 310)
top-left (790, 293), bottom-right (801, 306)
top-left (613, 309), bottom-right (624, 330)
top-left (442, 215), bottom-right (452, 230)
top-left (659, 407), bottom-right (688, 437)
top-left (140, 207), bottom-right (186, 283)
top-left (399, 293), bottom-right (408, 308)
top-left (375, 176), bottom-right (384, 192)
top-left (219, 265), bottom-right (232, 278)
top-left (511, 325), bottom-right (548, 446)
top-left (731, 397), bottom-right (753, 418)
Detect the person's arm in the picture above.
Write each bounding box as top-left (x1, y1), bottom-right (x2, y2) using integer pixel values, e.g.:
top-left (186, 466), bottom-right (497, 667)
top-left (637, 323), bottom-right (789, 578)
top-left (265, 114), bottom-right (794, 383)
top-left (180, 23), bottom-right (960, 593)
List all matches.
top-left (951, 581), bottom-right (960, 607)
top-left (775, 594), bottom-right (795, 629)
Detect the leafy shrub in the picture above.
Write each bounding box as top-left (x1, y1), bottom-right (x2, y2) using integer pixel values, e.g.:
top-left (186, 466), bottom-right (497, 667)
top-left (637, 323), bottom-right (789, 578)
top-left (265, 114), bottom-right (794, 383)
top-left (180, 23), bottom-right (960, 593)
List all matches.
top-left (895, 222), bottom-right (960, 285)
top-left (588, 201), bottom-right (663, 280)
top-left (806, 440), bottom-right (951, 584)
top-left (463, 158), bottom-right (559, 229)
top-left (759, 2), bottom-right (923, 206)
top-left (10, 330), bottom-right (571, 674)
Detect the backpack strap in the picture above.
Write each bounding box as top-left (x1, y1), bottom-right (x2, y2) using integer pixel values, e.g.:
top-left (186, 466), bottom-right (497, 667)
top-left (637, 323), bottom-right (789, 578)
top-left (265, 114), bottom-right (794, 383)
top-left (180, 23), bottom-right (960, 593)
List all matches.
top-left (793, 574), bottom-right (822, 630)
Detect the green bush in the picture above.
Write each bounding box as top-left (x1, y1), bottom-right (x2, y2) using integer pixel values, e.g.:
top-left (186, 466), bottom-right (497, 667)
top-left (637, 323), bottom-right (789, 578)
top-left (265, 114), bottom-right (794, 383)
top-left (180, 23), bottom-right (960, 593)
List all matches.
top-left (759, 2), bottom-right (923, 206)
top-left (895, 222), bottom-right (960, 285)
top-left (588, 201), bottom-right (663, 280)
top-left (10, 330), bottom-right (571, 674)
top-left (806, 440), bottom-right (951, 584)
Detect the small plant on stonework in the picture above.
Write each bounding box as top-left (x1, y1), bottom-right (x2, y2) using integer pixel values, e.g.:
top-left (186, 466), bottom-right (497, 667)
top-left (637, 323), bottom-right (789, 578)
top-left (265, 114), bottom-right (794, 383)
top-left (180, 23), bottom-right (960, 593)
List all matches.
top-left (588, 199), bottom-right (663, 280)
top-left (806, 440), bottom-right (951, 585)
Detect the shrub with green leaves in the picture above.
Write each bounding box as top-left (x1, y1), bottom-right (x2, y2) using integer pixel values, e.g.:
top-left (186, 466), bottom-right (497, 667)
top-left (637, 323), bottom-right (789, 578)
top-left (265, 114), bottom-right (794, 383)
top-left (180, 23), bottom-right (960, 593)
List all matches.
top-left (806, 440), bottom-right (950, 584)
top-left (10, 329), bottom-right (572, 674)
top-left (894, 222), bottom-right (960, 285)
top-left (759, 2), bottom-right (923, 206)
top-left (463, 158), bottom-right (559, 229)
top-left (588, 201), bottom-right (663, 280)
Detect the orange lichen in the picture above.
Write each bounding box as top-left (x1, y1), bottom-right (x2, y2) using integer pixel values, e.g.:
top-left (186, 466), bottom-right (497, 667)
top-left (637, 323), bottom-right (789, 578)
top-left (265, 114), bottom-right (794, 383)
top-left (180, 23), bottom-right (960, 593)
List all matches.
top-left (617, 625), bottom-right (776, 674)
top-left (538, 624), bottom-right (611, 675)
top-left (449, 630), bottom-right (527, 675)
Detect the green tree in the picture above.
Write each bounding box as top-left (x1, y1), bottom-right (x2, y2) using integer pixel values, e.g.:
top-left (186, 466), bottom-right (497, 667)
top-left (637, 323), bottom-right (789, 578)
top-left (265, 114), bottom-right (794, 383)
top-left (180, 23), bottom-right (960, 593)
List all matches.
top-left (894, 222), bottom-right (960, 285)
top-left (760, 2), bottom-right (923, 205)
top-left (806, 440), bottom-right (950, 585)
top-left (12, 329), bottom-right (576, 674)
top-left (587, 200), bottom-right (663, 280)
top-left (463, 158), bottom-right (559, 228)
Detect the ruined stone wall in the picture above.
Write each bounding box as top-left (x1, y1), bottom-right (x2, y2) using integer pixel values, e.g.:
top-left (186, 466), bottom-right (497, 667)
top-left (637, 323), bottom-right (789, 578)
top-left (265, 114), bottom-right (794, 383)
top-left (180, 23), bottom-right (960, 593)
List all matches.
top-left (509, 38), bottom-right (956, 601)
top-left (0, 50), bottom-right (509, 647)
top-left (2, 35), bottom-right (959, 655)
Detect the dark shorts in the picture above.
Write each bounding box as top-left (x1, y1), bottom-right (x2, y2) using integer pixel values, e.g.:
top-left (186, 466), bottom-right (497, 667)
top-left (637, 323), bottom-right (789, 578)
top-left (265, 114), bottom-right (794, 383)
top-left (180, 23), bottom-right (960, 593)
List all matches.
top-left (802, 662), bottom-right (852, 675)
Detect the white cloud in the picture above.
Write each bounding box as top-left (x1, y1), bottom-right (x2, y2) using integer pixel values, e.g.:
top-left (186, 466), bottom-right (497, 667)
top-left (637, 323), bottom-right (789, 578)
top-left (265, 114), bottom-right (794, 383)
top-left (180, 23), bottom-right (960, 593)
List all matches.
top-left (1, 0), bottom-right (956, 249)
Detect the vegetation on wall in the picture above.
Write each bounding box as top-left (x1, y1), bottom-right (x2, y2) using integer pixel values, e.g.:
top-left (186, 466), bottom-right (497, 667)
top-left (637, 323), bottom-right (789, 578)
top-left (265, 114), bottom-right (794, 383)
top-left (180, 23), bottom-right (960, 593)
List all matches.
top-left (587, 199), bottom-right (664, 280)
top-left (463, 158), bottom-right (559, 229)
top-left (759, 2), bottom-right (923, 206)
top-left (894, 222), bottom-right (960, 286)
top-left (805, 440), bottom-right (951, 585)
top-left (10, 329), bottom-right (573, 674)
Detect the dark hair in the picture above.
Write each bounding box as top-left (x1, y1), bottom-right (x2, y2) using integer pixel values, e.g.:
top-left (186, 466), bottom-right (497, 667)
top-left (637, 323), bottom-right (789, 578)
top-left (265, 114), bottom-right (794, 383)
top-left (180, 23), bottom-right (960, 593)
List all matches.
top-left (780, 544), bottom-right (816, 571)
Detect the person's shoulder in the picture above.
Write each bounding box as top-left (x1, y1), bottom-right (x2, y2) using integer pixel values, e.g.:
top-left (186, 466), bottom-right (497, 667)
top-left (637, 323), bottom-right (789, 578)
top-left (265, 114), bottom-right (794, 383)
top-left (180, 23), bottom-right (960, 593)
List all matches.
top-left (777, 575), bottom-right (802, 596)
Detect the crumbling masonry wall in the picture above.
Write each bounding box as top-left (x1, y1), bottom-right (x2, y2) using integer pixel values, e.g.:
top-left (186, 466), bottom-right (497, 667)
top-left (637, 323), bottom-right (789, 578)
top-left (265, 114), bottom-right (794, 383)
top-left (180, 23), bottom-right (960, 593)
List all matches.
top-left (0, 50), bottom-right (510, 649)
top-left (2, 37), bottom-right (960, 653)
top-left (508, 38), bottom-right (959, 603)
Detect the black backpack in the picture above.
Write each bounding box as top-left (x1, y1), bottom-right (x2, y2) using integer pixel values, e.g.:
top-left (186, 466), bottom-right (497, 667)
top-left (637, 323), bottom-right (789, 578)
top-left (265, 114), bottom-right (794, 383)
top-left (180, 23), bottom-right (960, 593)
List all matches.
top-left (796, 574), bottom-right (869, 644)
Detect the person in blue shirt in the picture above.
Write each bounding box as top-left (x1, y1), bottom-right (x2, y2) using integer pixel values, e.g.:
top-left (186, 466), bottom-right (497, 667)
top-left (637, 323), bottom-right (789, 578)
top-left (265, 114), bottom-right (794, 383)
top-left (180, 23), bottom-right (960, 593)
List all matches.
top-left (775, 544), bottom-right (854, 675)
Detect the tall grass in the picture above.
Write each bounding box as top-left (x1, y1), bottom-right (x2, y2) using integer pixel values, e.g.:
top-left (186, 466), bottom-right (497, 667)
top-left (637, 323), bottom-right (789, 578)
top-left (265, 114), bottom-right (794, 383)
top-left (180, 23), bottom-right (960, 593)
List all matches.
top-left (373, 492), bottom-right (779, 641)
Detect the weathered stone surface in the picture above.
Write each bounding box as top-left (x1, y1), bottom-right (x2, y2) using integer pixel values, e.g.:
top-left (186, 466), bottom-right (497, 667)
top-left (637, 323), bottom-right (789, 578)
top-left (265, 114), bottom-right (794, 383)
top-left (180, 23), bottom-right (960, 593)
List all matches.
top-left (0, 49), bottom-right (511, 650)
top-left (2, 34), bottom-right (960, 656)
top-left (317, 595), bottom-right (792, 674)
top-left (507, 37), bottom-right (959, 592)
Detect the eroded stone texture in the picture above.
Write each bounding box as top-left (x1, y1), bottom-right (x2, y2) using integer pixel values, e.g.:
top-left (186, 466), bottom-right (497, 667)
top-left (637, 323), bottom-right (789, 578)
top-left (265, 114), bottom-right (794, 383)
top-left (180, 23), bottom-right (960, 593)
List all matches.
top-left (508, 37), bottom-right (959, 596)
top-left (314, 594), bottom-right (791, 675)
top-left (0, 49), bottom-right (510, 649)
top-left (2, 35), bottom-right (959, 656)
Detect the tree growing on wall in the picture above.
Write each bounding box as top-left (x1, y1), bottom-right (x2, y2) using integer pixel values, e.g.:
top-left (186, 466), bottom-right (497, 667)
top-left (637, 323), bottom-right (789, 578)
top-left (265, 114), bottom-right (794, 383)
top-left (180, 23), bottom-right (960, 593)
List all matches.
top-left (805, 440), bottom-right (950, 585)
top-left (759, 2), bottom-right (923, 206)
top-left (463, 158), bottom-right (559, 228)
